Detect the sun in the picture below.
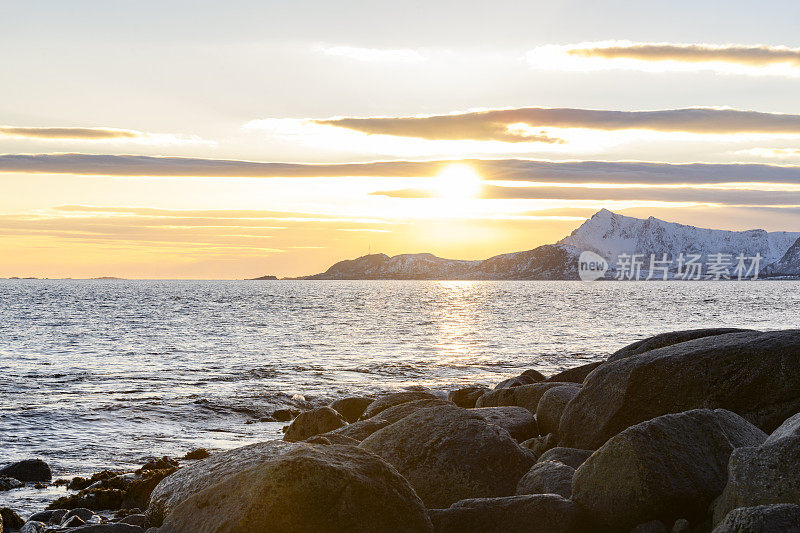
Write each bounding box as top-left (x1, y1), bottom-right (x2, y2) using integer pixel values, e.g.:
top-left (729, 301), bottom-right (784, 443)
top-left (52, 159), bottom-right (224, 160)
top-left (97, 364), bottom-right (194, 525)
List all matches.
top-left (433, 164), bottom-right (483, 199)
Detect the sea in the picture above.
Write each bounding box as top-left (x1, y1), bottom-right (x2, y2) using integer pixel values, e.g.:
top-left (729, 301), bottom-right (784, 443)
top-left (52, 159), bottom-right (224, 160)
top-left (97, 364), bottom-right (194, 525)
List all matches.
top-left (2, 279), bottom-right (799, 516)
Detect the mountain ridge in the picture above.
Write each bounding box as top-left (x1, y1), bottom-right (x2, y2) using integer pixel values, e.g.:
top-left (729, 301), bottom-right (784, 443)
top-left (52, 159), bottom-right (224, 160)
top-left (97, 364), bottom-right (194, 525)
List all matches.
top-left (291, 209), bottom-right (800, 280)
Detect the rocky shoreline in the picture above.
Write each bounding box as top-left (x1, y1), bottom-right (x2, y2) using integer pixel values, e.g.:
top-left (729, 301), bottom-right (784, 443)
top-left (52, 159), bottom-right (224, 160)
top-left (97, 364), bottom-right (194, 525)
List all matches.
top-left (2, 328), bottom-right (800, 532)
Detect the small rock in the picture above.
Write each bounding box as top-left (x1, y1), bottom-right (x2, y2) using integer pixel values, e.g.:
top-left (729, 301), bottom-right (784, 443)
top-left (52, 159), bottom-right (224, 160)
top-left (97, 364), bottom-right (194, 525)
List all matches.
top-left (360, 391), bottom-right (438, 420)
top-left (375, 399), bottom-right (455, 425)
top-left (0, 475), bottom-right (23, 491)
top-left (27, 509), bottom-right (63, 524)
top-left (712, 504), bottom-right (800, 533)
top-left (272, 408), bottom-right (300, 422)
top-left (181, 448), bottom-right (210, 461)
top-left (283, 406), bottom-right (348, 442)
top-left (138, 457), bottom-right (178, 472)
top-left (19, 521), bottom-right (46, 533)
top-left (447, 385), bottom-right (489, 408)
top-left (1, 507), bottom-right (25, 530)
top-left (476, 382), bottom-right (573, 413)
top-left (319, 418), bottom-right (390, 442)
top-left (494, 369), bottom-right (546, 390)
top-left (119, 514), bottom-right (147, 527)
top-left (62, 514), bottom-right (87, 527)
top-left (329, 396), bottom-right (374, 423)
top-left (516, 461), bottom-right (574, 498)
top-left (0, 459), bottom-right (52, 482)
top-left (537, 447), bottom-right (593, 470)
top-left (520, 433), bottom-right (558, 460)
top-left (63, 508), bottom-right (96, 523)
top-left (671, 518), bottom-right (690, 533)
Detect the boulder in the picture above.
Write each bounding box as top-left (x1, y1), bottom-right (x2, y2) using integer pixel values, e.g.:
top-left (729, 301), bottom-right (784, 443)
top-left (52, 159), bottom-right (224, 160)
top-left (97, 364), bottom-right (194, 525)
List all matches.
top-left (429, 494), bottom-right (587, 533)
top-left (494, 369), bottom-right (546, 390)
top-left (0, 459), bottom-right (52, 482)
top-left (560, 330), bottom-right (800, 449)
top-left (304, 434), bottom-right (359, 446)
top-left (545, 362), bottom-right (602, 383)
top-left (471, 406), bottom-right (538, 442)
top-left (476, 382), bottom-right (571, 413)
top-left (537, 448), bottom-right (593, 470)
top-left (1, 507), bottom-right (25, 530)
top-left (375, 399), bottom-right (455, 425)
top-left (536, 385), bottom-right (581, 437)
top-left (20, 523), bottom-right (46, 533)
top-left (54, 525), bottom-right (144, 532)
top-left (516, 461), bottom-right (574, 498)
top-left (521, 433), bottom-right (559, 460)
top-left (712, 504), bottom-right (800, 533)
top-left (572, 409), bottom-right (767, 531)
top-left (329, 396), bottom-right (374, 423)
top-left (607, 328), bottom-right (754, 362)
top-left (147, 440), bottom-right (297, 525)
top-left (272, 408), bottom-right (300, 422)
top-left (155, 444), bottom-right (432, 533)
top-left (321, 418), bottom-right (390, 442)
top-left (448, 385), bottom-right (490, 408)
top-left (360, 405), bottom-right (535, 508)
top-left (631, 521), bottom-right (668, 533)
top-left (713, 411), bottom-right (800, 525)
top-left (283, 406), bottom-right (347, 442)
top-left (0, 476), bottom-right (23, 491)
top-left (48, 466), bottom-right (177, 511)
top-left (360, 391), bottom-right (438, 420)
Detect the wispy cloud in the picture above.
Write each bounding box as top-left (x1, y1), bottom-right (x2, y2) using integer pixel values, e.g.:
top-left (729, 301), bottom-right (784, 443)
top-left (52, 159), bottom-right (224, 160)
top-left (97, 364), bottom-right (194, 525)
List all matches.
top-left (313, 107), bottom-right (800, 140)
top-left (317, 45), bottom-right (427, 63)
top-left (372, 184), bottom-right (800, 206)
top-left (0, 126), bottom-right (213, 146)
top-left (0, 126), bottom-right (142, 140)
top-left (527, 41), bottom-right (800, 76)
top-left (4, 153), bottom-right (800, 186)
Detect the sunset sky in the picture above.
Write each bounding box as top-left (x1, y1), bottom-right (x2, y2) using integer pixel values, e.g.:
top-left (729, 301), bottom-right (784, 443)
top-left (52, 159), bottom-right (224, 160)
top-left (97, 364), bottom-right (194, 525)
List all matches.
top-left (3, 0), bottom-right (800, 278)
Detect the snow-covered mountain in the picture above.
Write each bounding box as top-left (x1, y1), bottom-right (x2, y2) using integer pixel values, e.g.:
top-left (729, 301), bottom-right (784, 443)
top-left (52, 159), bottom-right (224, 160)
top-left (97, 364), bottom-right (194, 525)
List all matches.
top-left (297, 209), bottom-right (800, 280)
top-left (763, 236), bottom-right (800, 277)
top-left (299, 245), bottom-right (581, 280)
top-left (559, 208), bottom-right (800, 267)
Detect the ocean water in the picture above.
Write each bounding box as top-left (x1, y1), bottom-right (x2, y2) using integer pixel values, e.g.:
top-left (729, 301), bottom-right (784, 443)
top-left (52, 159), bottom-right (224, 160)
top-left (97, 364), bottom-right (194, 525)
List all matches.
top-left (2, 279), bottom-right (799, 515)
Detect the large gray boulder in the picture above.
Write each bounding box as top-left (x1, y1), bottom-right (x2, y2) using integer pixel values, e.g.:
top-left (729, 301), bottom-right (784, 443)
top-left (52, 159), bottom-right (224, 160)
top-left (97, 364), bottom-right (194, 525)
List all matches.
top-left (536, 385), bottom-right (581, 437)
top-left (713, 412), bottom-right (800, 525)
top-left (360, 405), bottom-right (535, 508)
top-left (155, 444), bottom-right (432, 533)
top-left (560, 330), bottom-right (800, 449)
top-left (320, 418), bottom-right (390, 442)
top-left (545, 362), bottom-right (602, 383)
top-left (476, 382), bottom-right (571, 413)
top-left (147, 440), bottom-right (297, 525)
top-left (329, 396), bottom-right (374, 423)
top-left (447, 385), bottom-right (490, 408)
top-left (572, 409), bottom-right (767, 531)
top-left (712, 504), bottom-right (800, 533)
top-left (283, 406), bottom-right (347, 442)
top-left (516, 461), bottom-right (574, 498)
top-left (429, 494), bottom-right (587, 533)
top-left (360, 390), bottom-right (438, 420)
top-left (374, 399), bottom-right (454, 425)
top-left (607, 328), bottom-right (754, 362)
top-left (471, 406), bottom-right (538, 441)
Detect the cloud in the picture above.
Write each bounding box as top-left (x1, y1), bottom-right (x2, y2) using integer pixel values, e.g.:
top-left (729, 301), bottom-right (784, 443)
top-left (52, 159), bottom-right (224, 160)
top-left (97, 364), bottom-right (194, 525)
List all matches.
top-left (527, 41), bottom-right (800, 76)
top-left (0, 126), bottom-right (141, 140)
top-left (372, 184), bottom-right (800, 206)
top-left (313, 107), bottom-right (800, 140)
top-left (4, 153), bottom-right (800, 186)
top-left (317, 45), bottom-right (427, 63)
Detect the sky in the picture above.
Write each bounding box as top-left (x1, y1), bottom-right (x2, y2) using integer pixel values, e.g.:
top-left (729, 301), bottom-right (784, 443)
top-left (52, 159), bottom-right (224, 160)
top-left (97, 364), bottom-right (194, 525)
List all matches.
top-left (2, 0), bottom-right (800, 278)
